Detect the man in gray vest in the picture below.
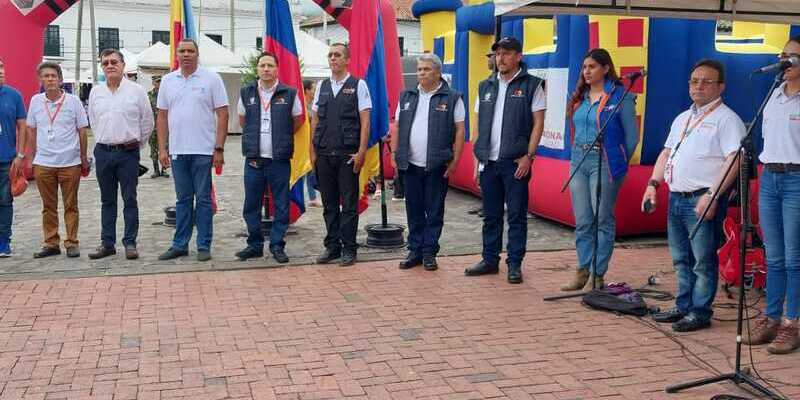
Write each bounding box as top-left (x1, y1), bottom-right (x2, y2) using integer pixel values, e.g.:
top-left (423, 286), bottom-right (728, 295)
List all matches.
top-left (390, 53), bottom-right (465, 271)
top-left (309, 43), bottom-right (372, 267)
top-left (465, 37), bottom-right (546, 284)
top-left (236, 51), bottom-right (303, 263)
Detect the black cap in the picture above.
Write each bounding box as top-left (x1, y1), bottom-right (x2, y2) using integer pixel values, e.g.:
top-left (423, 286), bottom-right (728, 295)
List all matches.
top-left (491, 37), bottom-right (522, 53)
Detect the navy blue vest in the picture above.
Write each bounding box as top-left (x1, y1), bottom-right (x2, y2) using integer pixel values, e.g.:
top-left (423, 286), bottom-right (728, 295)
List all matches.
top-left (313, 76), bottom-right (361, 155)
top-left (240, 82), bottom-right (297, 160)
top-left (473, 64), bottom-right (542, 163)
top-left (395, 80), bottom-right (462, 171)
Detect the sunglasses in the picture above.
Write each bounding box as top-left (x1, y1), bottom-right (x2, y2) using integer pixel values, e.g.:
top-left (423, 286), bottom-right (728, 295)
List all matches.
top-left (101, 59), bottom-right (121, 67)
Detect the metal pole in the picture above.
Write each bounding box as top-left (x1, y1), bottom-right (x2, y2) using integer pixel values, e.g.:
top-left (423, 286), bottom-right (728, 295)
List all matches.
top-left (230, 0), bottom-right (235, 50)
top-left (89, 0), bottom-right (97, 83)
top-left (74, 0), bottom-right (84, 95)
top-left (198, 0), bottom-right (203, 33)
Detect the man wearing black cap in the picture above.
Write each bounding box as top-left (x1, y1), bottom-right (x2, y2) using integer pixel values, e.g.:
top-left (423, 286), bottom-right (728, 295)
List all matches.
top-left (465, 37), bottom-right (546, 284)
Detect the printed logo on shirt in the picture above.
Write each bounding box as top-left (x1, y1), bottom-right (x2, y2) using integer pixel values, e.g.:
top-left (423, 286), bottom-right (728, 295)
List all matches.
top-left (482, 92), bottom-right (492, 102)
top-left (510, 89), bottom-right (524, 98)
top-left (699, 121), bottom-right (716, 131)
top-left (274, 97), bottom-right (287, 105)
top-left (435, 102), bottom-right (448, 112)
top-left (603, 104), bottom-right (616, 111)
top-left (790, 113), bottom-right (800, 122)
top-left (249, 97), bottom-right (256, 105)
top-left (402, 102), bottom-right (411, 111)
top-left (342, 88), bottom-right (356, 95)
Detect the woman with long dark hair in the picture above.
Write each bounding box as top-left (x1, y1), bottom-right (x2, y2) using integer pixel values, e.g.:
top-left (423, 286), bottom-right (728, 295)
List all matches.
top-left (561, 48), bottom-right (639, 291)
top-left (744, 36), bottom-right (800, 354)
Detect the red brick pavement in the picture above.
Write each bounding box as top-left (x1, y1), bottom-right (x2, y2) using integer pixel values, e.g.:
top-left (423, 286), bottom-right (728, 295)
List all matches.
top-left (0, 247), bottom-right (798, 400)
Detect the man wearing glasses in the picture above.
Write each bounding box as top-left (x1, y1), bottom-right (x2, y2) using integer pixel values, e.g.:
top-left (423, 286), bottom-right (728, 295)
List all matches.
top-left (86, 49), bottom-right (153, 260)
top-left (642, 59), bottom-right (746, 332)
top-left (309, 42), bottom-right (371, 267)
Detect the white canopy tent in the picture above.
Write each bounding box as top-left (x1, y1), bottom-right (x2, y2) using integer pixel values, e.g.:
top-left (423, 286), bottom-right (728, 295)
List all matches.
top-left (234, 29), bottom-right (331, 79)
top-left (137, 34), bottom-right (239, 69)
top-left (495, 0), bottom-right (800, 23)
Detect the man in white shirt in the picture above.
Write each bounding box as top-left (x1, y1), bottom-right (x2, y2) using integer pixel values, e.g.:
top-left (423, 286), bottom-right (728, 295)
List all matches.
top-left (390, 53), bottom-right (465, 271)
top-left (642, 59), bottom-right (746, 332)
top-left (235, 51), bottom-right (303, 263)
top-left (87, 49), bottom-right (154, 260)
top-left (24, 62), bottom-right (90, 259)
top-left (156, 39), bottom-right (229, 262)
top-left (465, 37), bottom-right (546, 284)
top-left (309, 43), bottom-right (372, 267)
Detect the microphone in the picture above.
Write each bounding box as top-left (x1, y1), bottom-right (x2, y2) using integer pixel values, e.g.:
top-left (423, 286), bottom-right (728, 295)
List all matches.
top-left (754, 56), bottom-right (799, 74)
top-left (623, 69), bottom-right (647, 81)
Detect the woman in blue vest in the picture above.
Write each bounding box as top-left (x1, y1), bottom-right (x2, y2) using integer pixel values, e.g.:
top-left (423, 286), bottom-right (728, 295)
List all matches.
top-left (561, 48), bottom-right (639, 291)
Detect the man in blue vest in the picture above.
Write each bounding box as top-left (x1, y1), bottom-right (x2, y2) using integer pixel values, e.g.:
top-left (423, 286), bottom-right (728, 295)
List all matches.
top-left (236, 51), bottom-right (304, 263)
top-left (310, 43), bottom-right (372, 267)
top-left (465, 37), bottom-right (546, 284)
top-left (0, 57), bottom-right (27, 257)
top-left (390, 53), bottom-right (465, 271)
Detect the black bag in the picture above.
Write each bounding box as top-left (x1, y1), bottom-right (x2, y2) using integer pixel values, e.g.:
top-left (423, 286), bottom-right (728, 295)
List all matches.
top-left (582, 284), bottom-right (649, 317)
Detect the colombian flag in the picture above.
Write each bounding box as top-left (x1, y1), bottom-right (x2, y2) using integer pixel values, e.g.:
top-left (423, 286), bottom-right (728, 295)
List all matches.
top-left (348, 0), bottom-right (392, 213)
top-left (169, 0), bottom-right (196, 70)
top-left (264, 0), bottom-right (311, 222)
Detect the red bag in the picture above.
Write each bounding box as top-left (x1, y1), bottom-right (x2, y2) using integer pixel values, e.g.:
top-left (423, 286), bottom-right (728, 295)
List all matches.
top-left (718, 216), bottom-right (767, 289)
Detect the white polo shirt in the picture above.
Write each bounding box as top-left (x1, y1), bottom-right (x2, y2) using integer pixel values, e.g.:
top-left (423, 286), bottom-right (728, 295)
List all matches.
top-left (663, 99), bottom-right (746, 192)
top-left (88, 78), bottom-right (154, 146)
top-left (237, 81), bottom-right (303, 159)
top-left (26, 92), bottom-right (89, 167)
top-left (760, 82), bottom-right (800, 164)
top-left (394, 83), bottom-right (466, 167)
top-left (311, 73), bottom-right (372, 113)
top-left (473, 69), bottom-right (547, 161)
top-left (156, 66), bottom-right (228, 155)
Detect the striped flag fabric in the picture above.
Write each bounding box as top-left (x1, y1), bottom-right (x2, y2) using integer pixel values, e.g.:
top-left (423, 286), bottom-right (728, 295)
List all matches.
top-left (347, 0), bottom-right (392, 213)
top-left (169, 0), bottom-right (196, 70)
top-left (264, 0), bottom-right (312, 222)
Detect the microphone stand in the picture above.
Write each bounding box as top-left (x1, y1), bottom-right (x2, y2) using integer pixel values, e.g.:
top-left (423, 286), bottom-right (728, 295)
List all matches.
top-left (544, 75), bottom-right (641, 301)
top-left (665, 72), bottom-right (785, 399)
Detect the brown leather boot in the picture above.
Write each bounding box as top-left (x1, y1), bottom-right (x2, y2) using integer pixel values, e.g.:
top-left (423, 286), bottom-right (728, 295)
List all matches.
top-left (561, 269), bottom-right (590, 291)
top-left (743, 316), bottom-right (779, 345)
top-left (767, 320), bottom-right (799, 354)
top-left (584, 275), bottom-right (605, 291)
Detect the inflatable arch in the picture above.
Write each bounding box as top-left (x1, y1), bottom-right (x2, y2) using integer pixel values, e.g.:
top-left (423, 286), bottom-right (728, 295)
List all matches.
top-left (413, 0), bottom-right (800, 235)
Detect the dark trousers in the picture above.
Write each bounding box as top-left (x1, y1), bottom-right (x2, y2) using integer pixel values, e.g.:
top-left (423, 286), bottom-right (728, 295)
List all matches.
top-left (393, 171), bottom-right (404, 198)
top-left (94, 144), bottom-right (139, 248)
top-left (401, 164), bottom-right (448, 257)
top-left (243, 158), bottom-right (290, 252)
top-left (316, 154), bottom-right (359, 254)
top-left (479, 159), bottom-right (530, 266)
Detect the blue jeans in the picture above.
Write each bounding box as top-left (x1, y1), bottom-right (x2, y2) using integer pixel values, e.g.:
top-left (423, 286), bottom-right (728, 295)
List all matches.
top-left (568, 148), bottom-right (625, 277)
top-left (759, 169), bottom-right (800, 320)
top-left (668, 193), bottom-right (727, 322)
top-left (94, 145), bottom-right (139, 247)
top-left (401, 164), bottom-right (448, 257)
top-left (306, 172), bottom-right (317, 201)
top-left (171, 155), bottom-right (213, 251)
top-left (479, 159), bottom-right (529, 266)
top-left (243, 158), bottom-right (290, 252)
top-left (0, 162), bottom-right (11, 243)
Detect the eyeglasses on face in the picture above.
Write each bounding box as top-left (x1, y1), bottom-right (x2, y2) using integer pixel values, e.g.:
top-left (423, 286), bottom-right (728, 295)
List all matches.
top-left (101, 59), bottom-right (120, 67)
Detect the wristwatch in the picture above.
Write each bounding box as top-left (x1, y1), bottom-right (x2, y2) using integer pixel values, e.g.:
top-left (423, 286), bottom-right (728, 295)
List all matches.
top-left (706, 188), bottom-right (715, 198)
top-left (647, 179), bottom-right (660, 189)
top-left (16, 153), bottom-right (25, 160)
top-left (527, 152), bottom-right (536, 161)
top-left (214, 146), bottom-right (224, 153)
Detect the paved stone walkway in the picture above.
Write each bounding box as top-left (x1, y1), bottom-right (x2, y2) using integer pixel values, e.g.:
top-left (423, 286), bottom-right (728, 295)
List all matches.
top-left (0, 248), bottom-right (798, 400)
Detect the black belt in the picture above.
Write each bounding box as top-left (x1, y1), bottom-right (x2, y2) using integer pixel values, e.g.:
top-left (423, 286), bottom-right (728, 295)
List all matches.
top-left (672, 188), bottom-right (709, 198)
top-left (96, 142), bottom-right (139, 151)
top-left (765, 163), bottom-right (800, 173)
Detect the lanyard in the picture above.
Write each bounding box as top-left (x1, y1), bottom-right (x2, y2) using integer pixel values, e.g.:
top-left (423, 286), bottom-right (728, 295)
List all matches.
top-left (257, 82), bottom-right (276, 116)
top-left (671, 98), bottom-right (722, 157)
top-left (44, 91), bottom-right (66, 132)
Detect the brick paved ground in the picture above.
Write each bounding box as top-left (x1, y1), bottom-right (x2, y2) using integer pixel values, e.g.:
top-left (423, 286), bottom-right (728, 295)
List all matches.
top-left (1, 247), bottom-right (798, 400)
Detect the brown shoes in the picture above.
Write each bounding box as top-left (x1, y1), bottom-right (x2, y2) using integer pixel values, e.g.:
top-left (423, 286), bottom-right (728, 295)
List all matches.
top-left (125, 246), bottom-right (139, 260)
top-left (561, 269), bottom-right (590, 291)
top-left (584, 275), bottom-right (605, 291)
top-left (767, 321), bottom-right (799, 355)
top-left (743, 317), bottom-right (779, 345)
top-left (88, 246), bottom-right (116, 260)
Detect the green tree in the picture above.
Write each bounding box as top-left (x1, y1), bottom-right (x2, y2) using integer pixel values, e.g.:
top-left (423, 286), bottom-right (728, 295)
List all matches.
top-left (241, 49), bottom-right (304, 85)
